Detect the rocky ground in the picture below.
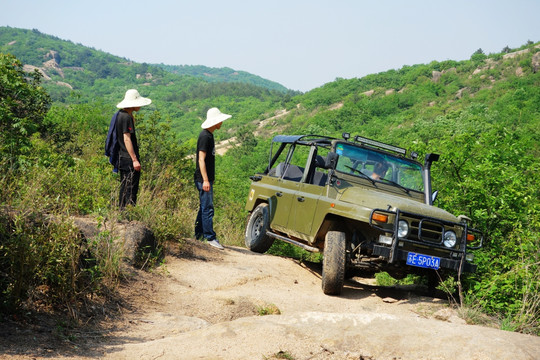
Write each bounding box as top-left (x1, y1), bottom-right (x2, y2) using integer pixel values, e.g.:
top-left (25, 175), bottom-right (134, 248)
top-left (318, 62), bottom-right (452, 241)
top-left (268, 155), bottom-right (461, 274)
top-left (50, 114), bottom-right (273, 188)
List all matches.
top-left (1, 239), bottom-right (539, 360)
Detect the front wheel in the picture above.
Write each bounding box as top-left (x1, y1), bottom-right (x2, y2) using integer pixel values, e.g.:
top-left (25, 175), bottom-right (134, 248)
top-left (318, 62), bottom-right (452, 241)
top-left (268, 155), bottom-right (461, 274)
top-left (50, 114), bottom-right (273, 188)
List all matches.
top-left (245, 203), bottom-right (274, 253)
top-left (321, 231), bottom-right (346, 295)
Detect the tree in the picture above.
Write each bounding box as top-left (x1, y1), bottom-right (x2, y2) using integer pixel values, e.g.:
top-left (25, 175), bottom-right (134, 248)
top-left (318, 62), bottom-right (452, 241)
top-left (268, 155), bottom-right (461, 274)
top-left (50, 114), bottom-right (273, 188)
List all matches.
top-left (0, 53), bottom-right (51, 169)
top-left (471, 48), bottom-right (487, 63)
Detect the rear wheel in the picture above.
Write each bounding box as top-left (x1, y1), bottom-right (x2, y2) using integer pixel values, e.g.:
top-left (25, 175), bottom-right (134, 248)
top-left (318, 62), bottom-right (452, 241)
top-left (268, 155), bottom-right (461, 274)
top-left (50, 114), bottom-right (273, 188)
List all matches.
top-left (322, 231), bottom-right (346, 295)
top-left (245, 203), bottom-right (274, 253)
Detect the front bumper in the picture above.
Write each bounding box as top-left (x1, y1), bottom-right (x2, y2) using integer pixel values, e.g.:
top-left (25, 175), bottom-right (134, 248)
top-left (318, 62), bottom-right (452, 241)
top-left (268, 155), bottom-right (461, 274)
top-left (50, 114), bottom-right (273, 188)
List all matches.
top-left (369, 208), bottom-right (483, 274)
top-left (372, 245), bottom-right (478, 273)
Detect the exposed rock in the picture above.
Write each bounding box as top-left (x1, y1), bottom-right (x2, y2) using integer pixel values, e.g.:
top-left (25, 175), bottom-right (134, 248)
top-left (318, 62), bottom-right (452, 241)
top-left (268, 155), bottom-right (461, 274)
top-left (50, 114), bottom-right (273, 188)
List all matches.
top-left (43, 58), bottom-right (64, 78)
top-left (136, 73), bottom-right (153, 80)
top-left (328, 102), bottom-right (343, 110)
top-left (22, 64), bottom-right (51, 80)
top-left (433, 308), bottom-right (467, 324)
top-left (44, 50), bottom-right (61, 64)
top-left (516, 67), bottom-right (524, 77)
top-left (434, 68), bottom-right (458, 82)
top-left (456, 87), bottom-right (468, 99)
top-left (472, 67), bottom-right (484, 76)
top-left (503, 48), bottom-right (530, 59)
top-left (385, 89), bottom-right (395, 96)
top-left (533, 51), bottom-right (540, 73)
top-left (362, 89), bottom-right (374, 97)
top-left (56, 81), bottom-right (73, 89)
top-left (72, 216), bottom-right (157, 267)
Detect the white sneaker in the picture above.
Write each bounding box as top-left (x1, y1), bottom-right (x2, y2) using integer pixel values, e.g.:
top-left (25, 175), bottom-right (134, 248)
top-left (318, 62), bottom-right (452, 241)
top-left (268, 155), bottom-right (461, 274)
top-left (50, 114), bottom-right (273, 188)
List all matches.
top-left (207, 239), bottom-right (225, 250)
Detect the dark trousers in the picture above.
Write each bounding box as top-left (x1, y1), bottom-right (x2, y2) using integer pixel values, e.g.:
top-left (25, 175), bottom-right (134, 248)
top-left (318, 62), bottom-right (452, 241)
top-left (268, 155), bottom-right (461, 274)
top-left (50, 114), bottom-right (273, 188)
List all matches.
top-left (119, 157), bottom-right (140, 208)
top-left (194, 181), bottom-right (216, 241)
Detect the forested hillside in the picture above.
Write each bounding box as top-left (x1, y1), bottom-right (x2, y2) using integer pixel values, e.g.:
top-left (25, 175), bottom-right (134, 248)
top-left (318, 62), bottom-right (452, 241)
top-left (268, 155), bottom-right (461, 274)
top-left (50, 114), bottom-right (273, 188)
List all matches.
top-left (0, 27), bottom-right (292, 140)
top-left (1, 27), bottom-right (538, 335)
top-left (156, 64), bottom-right (288, 92)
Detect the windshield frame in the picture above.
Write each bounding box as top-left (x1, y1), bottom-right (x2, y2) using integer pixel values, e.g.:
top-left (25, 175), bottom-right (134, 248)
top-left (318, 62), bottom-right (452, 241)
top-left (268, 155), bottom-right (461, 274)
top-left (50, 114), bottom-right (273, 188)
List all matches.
top-left (333, 141), bottom-right (425, 194)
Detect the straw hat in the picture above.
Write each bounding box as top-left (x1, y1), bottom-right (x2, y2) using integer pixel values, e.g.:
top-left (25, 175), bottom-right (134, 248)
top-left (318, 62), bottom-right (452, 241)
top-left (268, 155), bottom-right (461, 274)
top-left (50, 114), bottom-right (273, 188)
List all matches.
top-left (201, 107), bottom-right (232, 129)
top-left (116, 89), bottom-right (152, 109)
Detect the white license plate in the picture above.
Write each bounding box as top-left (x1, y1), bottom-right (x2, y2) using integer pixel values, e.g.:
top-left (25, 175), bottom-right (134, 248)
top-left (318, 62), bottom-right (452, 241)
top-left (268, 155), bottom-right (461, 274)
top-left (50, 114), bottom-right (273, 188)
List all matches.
top-left (406, 252), bottom-right (440, 270)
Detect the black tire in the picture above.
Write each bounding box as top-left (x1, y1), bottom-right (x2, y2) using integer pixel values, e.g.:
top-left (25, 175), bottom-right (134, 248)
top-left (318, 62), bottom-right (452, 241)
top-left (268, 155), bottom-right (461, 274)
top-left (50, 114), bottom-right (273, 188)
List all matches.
top-left (321, 231), bottom-right (346, 295)
top-left (245, 203), bottom-right (274, 253)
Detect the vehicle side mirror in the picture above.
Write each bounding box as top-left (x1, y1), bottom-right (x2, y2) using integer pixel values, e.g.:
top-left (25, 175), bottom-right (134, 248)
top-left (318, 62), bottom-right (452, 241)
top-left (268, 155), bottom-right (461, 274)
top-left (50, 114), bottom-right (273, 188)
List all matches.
top-left (431, 190), bottom-right (438, 203)
top-left (325, 152), bottom-right (338, 169)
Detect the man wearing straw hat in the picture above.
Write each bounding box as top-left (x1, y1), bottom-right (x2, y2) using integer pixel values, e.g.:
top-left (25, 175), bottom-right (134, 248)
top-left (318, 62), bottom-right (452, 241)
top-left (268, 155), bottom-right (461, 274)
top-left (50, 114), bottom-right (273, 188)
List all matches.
top-left (115, 89), bottom-right (152, 208)
top-left (194, 107), bottom-right (232, 250)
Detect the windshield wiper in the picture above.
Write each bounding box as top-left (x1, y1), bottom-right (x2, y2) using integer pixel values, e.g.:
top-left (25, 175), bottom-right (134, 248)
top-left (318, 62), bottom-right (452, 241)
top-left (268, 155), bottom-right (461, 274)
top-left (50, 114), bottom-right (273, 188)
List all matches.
top-left (379, 178), bottom-right (411, 194)
top-left (344, 165), bottom-right (375, 185)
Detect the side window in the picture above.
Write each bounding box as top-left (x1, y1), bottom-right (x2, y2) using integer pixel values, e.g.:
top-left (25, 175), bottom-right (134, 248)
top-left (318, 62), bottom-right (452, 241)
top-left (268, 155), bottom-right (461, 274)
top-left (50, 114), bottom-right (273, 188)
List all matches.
top-left (268, 143), bottom-right (310, 182)
top-left (312, 147), bottom-right (330, 186)
top-left (288, 145), bottom-right (310, 169)
top-left (282, 145), bottom-right (310, 182)
top-left (268, 143), bottom-right (291, 178)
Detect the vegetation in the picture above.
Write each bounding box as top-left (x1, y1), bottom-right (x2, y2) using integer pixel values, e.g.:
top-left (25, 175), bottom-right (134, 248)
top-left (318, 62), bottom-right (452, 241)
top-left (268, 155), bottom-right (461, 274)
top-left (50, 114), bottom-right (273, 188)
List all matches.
top-left (0, 27), bottom-right (538, 335)
top-left (156, 64), bottom-right (290, 92)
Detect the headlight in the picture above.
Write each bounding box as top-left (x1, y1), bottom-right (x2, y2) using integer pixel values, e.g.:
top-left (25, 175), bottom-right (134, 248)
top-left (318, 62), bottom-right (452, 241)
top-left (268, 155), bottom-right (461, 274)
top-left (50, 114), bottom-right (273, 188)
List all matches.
top-left (397, 220), bottom-right (409, 238)
top-left (443, 230), bottom-right (457, 248)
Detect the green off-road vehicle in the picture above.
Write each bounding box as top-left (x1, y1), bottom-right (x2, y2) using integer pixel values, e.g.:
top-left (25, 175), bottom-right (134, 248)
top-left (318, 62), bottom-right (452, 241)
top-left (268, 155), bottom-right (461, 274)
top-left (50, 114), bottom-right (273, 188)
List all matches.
top-left (245, 133), bottom-right (483, 295)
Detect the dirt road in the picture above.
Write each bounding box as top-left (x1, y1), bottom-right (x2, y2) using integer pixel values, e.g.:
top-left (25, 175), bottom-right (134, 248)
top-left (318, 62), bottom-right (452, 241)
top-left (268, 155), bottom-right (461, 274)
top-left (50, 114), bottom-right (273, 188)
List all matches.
top-left (2, 239), bottom-right (539, 359)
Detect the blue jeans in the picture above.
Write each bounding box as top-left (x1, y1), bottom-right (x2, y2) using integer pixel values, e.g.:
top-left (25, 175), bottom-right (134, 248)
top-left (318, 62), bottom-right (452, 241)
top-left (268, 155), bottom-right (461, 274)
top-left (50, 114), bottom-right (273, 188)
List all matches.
top-left (195, 181), bottom-right (216, 241)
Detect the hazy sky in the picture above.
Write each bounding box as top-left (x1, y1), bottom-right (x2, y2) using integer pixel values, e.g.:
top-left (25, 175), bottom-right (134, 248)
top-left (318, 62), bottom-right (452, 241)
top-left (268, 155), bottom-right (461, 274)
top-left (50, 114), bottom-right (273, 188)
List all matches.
top-left (1, 0), bottom-right (539, 91)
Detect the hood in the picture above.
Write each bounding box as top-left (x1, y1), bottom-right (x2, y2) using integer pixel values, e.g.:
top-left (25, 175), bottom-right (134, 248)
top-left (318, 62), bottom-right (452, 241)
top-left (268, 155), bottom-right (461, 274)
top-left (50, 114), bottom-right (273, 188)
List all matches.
top-left (338, 186), bottom-right (458, 223)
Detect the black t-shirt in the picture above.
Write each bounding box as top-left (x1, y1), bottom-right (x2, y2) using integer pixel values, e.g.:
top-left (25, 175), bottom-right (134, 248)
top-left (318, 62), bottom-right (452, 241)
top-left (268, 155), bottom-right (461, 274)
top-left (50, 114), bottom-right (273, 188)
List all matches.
top-left (194, 129), bottom-right (215, 182)
top-left (116, 110), bottom-right (139, 160)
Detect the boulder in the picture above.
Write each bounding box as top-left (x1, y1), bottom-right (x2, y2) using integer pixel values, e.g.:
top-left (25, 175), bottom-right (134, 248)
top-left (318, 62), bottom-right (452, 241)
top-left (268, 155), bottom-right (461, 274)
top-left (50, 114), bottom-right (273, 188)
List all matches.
top-left (362, 89), bottom-right (374, 97)
top-left (532, 51), bottom-right (540, 73)
top-left (72, 216), bottom-right (157, 267)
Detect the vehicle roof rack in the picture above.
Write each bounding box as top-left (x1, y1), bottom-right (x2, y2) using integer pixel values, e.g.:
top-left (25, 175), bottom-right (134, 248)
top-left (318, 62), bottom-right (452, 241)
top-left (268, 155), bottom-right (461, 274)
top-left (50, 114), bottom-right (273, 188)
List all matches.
top-left (353, 135), bottom-right (407, 156)
top-left (272, 134), bottom-right (336, 146)
top-left (271, 134), bottom-right (408, 156)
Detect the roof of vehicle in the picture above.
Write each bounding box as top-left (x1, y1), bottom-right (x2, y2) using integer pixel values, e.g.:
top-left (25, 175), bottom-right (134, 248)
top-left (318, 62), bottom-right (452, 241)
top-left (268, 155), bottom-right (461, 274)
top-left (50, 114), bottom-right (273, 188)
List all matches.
top-left (271, 134), bottom-right (412, 158)
top-left (271, 134), bottom-right (336, 146)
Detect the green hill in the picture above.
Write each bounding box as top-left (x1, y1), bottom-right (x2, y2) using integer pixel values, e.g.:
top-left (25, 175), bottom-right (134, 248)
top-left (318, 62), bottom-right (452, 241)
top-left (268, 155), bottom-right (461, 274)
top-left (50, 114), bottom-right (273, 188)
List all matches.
top-left (156, 64), bottom-right (288, 92)
top-left (0, 26), bottom-right (295, 140)
top-left (0, 27), bottom-right (288, 93)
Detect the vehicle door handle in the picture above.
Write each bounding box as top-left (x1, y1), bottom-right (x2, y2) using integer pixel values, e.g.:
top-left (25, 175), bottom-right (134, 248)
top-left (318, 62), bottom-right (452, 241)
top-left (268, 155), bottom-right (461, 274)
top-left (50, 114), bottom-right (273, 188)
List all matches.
top-left (297, 196), bottom-right (305, 202)
top-left (276, 192), bottom-right (283, 197)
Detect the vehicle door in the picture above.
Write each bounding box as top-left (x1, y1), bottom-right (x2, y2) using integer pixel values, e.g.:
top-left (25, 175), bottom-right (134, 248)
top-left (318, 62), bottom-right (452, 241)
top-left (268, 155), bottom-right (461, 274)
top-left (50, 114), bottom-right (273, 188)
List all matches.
top-left (288, 146), bottom-right (328, 240)
top-left (266, 144), bottom-right (301, 233)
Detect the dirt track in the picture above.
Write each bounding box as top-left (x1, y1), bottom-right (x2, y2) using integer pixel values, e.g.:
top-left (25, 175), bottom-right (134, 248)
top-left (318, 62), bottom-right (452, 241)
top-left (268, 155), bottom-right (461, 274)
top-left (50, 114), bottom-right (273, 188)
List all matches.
top-left (2, 239), bottom-right (539, 359)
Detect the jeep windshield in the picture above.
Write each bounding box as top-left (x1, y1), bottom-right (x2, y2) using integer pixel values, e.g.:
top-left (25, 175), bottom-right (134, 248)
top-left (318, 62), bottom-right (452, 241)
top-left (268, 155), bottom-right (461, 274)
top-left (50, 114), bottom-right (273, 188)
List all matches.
top-left (334, 142), bottom-right (424, 193)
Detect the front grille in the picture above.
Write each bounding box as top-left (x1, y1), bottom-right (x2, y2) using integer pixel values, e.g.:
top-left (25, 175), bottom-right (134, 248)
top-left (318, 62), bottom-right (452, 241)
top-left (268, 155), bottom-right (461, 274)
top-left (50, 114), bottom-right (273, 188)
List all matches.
top-left (370, 208), bottom-right (465, 251)
top-left (409, 219), bottom-right (443, 243)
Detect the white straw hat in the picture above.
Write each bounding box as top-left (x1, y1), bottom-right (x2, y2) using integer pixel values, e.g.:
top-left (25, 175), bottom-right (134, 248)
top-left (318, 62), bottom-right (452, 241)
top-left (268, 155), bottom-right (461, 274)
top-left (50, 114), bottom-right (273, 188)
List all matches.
top-left (201, 107), bottom-right (232, 129)
top-left (116, 89), bottom-right (152, 109)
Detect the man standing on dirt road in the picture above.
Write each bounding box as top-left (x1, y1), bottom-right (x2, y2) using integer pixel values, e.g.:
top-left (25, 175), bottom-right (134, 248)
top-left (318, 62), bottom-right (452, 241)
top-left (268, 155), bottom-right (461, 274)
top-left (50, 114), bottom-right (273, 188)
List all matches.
top-left (115, 89), bottom-right (152, 209)
top-left (194, 107), bottom-right (232, 250)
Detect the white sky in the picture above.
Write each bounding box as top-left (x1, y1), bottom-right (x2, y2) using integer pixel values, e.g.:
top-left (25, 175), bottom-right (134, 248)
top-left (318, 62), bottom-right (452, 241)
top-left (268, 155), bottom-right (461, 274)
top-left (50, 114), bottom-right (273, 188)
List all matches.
top-left (1, 0), bottom-right (539, 92)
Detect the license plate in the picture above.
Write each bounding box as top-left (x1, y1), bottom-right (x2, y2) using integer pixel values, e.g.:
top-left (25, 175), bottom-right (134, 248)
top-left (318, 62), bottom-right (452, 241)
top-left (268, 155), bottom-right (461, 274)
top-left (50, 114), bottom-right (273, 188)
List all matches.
top-left (406, 252), bottom-right (440, 270)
